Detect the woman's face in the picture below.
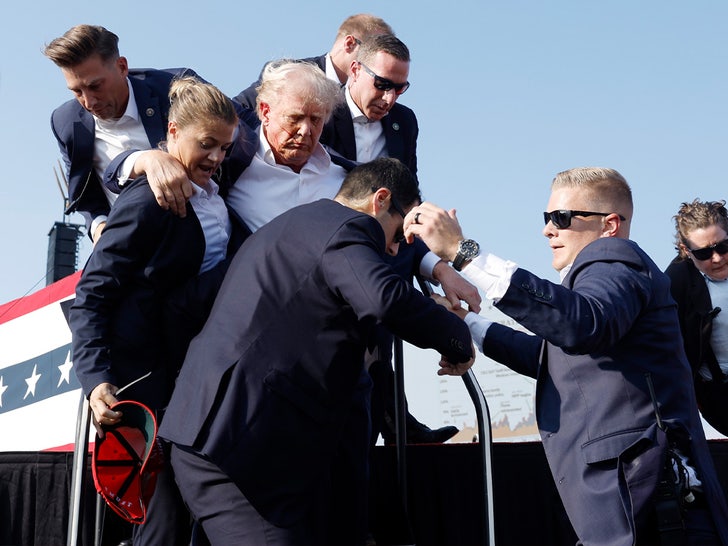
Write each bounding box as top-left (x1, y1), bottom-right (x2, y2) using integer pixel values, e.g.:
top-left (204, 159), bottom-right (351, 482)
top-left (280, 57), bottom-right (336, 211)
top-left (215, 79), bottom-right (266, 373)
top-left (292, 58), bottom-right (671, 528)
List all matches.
top-left (682, 224), bottom-right (728, 281)
top-left (166, 119), bottom-right (235, 187)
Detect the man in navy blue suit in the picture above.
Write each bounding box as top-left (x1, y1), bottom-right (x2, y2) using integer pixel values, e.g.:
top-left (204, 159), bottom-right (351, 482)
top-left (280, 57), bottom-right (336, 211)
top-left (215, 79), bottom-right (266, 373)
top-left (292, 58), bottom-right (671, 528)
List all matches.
top-left (234, 13), bottom-right (393, 109)
top-left (45, 24), bottom-right (199, 241)
top-left (160, 158), bottom-right (475, 546)
top-left (406, 167), bottom-right (728, 545)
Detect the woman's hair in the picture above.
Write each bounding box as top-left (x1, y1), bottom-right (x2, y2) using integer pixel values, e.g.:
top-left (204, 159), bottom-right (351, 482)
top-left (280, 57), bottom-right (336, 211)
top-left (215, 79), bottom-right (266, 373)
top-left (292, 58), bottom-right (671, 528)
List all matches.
top-left (673, 199), bottom-right (728, 258)
top-left (168, 76), bottom-right (237, 131)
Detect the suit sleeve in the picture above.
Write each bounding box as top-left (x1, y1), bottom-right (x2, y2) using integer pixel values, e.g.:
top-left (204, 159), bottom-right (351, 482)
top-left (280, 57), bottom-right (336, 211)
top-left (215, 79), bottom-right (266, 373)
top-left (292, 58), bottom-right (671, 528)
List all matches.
top-left (69, 180), bottom-right (176, 395)
top-left (496, 241), bottom-right (652, 354)
top-left (322, 216), bottom-right (472, 363)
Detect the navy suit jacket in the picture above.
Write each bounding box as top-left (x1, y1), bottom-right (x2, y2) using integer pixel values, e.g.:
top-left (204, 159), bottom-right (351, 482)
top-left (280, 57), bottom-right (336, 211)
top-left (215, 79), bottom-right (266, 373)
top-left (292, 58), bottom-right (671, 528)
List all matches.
top-left (481, 237), bottom-right (728, 546)
top-left (159, 198), bottom-right (473, 527)
top-left (69, 177), bottom-right (248, 410)
top-left (50, 68), bottom-right (198, 232)
top-left (320, 101), bottom-right (419, 178)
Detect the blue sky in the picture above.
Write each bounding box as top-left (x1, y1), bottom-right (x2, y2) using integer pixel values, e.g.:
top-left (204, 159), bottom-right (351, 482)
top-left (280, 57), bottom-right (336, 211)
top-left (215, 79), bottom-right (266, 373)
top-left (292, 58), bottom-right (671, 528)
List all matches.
top-left (1, 0), bottom-right (727, 305)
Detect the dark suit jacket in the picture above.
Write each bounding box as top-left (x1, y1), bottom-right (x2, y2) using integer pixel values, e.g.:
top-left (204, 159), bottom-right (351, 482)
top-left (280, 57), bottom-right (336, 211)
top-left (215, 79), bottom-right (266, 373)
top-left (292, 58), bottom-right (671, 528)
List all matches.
top-left (69, 177), bottom-right (247, 410)
top-left (481, 237), bottom-right (728, 546)
top-left (665, 256), bottom-right (728, 435)
top-left (50, 68), bottom-right (198, 232)
top-left (320, 101), bottom-right (419, 178)
top-left (159, 198), bottom-right (473, 527)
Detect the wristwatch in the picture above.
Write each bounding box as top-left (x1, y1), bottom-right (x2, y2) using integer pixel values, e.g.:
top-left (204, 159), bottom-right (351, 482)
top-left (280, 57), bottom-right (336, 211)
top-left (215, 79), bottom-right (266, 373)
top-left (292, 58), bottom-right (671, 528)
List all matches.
top-left (452, 239), bottom-right (480, 271)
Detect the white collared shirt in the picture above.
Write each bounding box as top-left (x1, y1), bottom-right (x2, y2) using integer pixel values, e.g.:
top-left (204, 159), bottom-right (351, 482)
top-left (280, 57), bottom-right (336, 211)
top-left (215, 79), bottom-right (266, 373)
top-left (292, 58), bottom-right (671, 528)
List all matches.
top-left (225, 127), bottom-right (348, 232)
top-left (91, 79), bottom-right (151, 234)
top-left (345, 87), bottom-right (387, 163)
top-left (93, 79), bottom-right (152, 205)
top-left (188, 179), bottom-right (231, 273)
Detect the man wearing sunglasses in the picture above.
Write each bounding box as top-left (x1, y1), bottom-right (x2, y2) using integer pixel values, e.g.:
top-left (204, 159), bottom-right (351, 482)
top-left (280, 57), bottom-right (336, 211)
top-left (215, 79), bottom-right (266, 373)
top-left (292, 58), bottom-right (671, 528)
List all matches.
top-left (404, 167), bottom-right (728, 545)
top-left (666, 199), bottom-right (728, 438)
top-left (235, 13), bottom-right (394, 108)
top-left (321, 33), bottom-right (417, 178)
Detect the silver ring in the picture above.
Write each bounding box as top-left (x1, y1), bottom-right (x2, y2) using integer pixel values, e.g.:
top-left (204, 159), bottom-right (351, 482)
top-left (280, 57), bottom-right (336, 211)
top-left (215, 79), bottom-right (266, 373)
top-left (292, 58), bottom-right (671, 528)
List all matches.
top-left (414, 212), bottom-right (421, 224)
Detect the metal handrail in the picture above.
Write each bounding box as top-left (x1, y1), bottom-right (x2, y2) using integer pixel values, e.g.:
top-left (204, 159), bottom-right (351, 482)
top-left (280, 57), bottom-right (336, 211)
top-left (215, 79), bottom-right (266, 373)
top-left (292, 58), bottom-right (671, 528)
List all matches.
top-left (392, 277), bottom-right (495, 546)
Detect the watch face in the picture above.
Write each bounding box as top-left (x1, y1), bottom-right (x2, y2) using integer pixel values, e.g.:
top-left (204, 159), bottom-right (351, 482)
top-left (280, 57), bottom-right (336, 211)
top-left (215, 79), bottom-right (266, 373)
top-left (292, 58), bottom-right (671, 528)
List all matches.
top-left (460, 239), bottom-right (480, 258)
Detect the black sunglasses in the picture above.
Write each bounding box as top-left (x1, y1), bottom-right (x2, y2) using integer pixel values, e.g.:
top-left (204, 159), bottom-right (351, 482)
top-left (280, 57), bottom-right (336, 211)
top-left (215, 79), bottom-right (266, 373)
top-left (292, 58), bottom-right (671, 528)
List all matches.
top-left (543, 210), bottom-right (626, 230)
top-left (388, 194), bottom-right (407, 244)
top-left (359, 62), bottom-right (410, 95)
top-left (687, 238), bottom-right (728, 261)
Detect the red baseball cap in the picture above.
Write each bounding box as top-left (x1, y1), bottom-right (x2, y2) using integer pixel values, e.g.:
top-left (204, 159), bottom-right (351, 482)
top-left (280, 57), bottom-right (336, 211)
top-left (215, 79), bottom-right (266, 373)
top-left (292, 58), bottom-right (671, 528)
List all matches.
top-left (91, 400), bottom-right (164, 524)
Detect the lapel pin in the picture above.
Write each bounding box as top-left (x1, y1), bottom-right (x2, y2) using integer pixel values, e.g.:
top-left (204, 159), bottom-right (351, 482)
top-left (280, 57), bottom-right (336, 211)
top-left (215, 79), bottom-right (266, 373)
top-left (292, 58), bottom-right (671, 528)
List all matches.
top-left (392, 123), bottom-right (400, 131)
top-left (146, 108), bottom-right (155, 117)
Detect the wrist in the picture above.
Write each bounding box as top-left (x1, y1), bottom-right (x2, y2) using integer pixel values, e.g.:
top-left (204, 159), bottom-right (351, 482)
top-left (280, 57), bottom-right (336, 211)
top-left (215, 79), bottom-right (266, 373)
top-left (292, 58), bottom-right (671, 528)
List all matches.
top-left (452, 239), bottom-right (480, 271)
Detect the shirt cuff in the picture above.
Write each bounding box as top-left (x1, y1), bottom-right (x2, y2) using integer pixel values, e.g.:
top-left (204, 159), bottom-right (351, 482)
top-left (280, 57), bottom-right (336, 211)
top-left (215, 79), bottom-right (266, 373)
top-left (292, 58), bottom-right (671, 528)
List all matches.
top-left (460, 253), bottom-right (518, 302)
top-left (419, 251), bottom-right (441, 282)
top-left (118, 150), bottom-right (146, 187)
top-left (90, 215), bottom-right (108, 238)
top-left (464, 312), bottom-right (492, 347)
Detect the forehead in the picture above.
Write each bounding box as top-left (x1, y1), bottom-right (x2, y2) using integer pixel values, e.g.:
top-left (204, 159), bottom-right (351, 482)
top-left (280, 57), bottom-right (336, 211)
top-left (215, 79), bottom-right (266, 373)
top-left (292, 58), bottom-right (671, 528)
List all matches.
top-left (271, 89), bottom-right (327, 117)
top-left (366, 51), bottom-right (410, 79)
top-left (546, 186), bottom-right (592, 210)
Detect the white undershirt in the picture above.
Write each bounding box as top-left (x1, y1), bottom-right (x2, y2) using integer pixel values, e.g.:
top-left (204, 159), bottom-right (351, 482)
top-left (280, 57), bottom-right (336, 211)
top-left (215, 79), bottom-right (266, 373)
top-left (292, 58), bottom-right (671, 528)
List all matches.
top-left (91, 79), bottom-right (151, 233)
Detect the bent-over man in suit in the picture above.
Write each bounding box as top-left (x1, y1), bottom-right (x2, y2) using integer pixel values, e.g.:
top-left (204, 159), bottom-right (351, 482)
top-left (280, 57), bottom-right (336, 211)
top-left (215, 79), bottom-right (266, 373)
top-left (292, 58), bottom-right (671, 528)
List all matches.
top-left (405, 167), bottom-right (728, 545)
top-left (45, 24), bottom-right (201, 241)
top-left (159, 158), bottom-right (475, 546)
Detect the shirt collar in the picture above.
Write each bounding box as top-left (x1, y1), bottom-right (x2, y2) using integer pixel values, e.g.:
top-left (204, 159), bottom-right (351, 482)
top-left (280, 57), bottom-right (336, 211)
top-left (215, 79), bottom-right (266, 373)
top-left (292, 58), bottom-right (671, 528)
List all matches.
top-left (257, 126), bottom-right (332, 171)
top-left (345, 86), bottom-right (370, 124)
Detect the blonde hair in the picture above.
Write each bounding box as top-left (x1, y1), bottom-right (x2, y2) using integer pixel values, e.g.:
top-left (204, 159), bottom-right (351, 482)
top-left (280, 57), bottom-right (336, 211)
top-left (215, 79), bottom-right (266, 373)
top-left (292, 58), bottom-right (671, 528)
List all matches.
top-left (168, 76), bottom-right (237, 131)
top-left (552, 167), bottom-right (633, 220)
top-left (255, 60), bottom-right (342, 122)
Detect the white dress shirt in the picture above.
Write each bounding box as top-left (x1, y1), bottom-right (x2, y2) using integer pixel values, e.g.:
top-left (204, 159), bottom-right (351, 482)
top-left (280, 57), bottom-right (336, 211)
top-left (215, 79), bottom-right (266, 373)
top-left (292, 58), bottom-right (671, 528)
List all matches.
top-left (345, 87), bottom-right (387, 163)
top-left (91, 79), bottom-right (151, 234)
top-left (188, 179), bottom-right (231, 274)
top-left (225, 127), bottom-right (347, 233)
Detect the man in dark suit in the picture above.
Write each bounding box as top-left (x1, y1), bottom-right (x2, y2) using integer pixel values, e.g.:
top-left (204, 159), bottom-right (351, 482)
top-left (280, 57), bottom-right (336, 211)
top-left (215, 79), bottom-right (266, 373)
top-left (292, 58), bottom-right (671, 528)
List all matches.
top-left (234, 13), bottom-right (393, 109)
top-left (406, 167), bottom-right (728, 545)
top-left (45, 24), bottom-right (199, 241)
top-left (320, 33), bottom-right (417, 178)
top-left (159, 158), bottom-right (474, 546)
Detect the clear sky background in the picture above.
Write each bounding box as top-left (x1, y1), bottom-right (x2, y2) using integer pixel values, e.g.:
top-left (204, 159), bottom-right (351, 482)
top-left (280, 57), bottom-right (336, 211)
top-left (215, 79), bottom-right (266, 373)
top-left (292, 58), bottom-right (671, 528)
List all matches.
top-left (0, 2), bottom-right (725, 302)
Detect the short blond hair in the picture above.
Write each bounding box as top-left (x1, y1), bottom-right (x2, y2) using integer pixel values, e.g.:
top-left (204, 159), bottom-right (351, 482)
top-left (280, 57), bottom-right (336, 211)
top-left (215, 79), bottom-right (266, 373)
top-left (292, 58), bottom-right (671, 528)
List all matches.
top-left (552, 167), bottom-right (633, 221)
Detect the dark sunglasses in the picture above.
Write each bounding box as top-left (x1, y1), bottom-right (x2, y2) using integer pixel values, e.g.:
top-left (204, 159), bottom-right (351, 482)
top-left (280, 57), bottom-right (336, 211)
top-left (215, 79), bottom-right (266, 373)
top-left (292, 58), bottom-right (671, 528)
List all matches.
top-left (543, 209), bottom-right (626, 230)
top-left (686, 238), bottom-right (728, 261)
top-left (359, 62), bottom-right (410, 95)
top-left (388, 194), bottom-right (407, 244)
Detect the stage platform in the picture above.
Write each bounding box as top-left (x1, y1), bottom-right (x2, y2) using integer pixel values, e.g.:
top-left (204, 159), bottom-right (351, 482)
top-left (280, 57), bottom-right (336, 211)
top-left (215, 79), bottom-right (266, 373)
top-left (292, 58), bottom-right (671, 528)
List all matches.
top-left (3, 440), bottom-right (728, 545)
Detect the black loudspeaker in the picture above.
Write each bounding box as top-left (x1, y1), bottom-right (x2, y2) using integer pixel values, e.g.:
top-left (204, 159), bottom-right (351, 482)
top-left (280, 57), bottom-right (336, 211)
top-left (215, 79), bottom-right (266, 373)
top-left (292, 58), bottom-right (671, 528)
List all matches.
top-left (47, 222), bottom-right (83, 285)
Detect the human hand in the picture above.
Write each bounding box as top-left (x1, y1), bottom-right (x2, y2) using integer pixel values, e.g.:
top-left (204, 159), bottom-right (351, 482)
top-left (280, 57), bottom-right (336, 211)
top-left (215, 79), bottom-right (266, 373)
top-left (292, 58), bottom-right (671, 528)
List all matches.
top-left (404, 202), bottom-right (464, 262)
top-left (437, 351), bottom-right (475, 376)
top-left (89, 382), bottom-right (122, 438)
top-left (432, 261), bottom-right (482, 313)
top-left (134, 150), bottom-right (192, 217)
top-left (431, 293), bottom-right (471, 320)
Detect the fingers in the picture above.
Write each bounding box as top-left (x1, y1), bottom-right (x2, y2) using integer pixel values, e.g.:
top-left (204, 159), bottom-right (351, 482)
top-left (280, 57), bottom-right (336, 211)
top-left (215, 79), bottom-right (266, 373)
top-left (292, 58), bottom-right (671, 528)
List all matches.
top-left (89, 383), bottom-right (122, 430)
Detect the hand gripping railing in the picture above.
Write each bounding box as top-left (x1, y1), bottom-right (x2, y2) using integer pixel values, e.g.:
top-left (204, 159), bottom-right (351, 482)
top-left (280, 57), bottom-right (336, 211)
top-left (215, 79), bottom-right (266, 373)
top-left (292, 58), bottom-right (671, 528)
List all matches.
top-left (390, 278), bottom-right (495, 545)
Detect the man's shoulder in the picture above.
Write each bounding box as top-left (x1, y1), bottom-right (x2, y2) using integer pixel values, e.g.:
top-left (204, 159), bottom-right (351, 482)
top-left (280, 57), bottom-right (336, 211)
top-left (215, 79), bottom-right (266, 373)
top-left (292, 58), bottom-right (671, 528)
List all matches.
top-left (389, 102), bottom-right (418, 123)
top-left (128, 67), bottom-right (198, 82)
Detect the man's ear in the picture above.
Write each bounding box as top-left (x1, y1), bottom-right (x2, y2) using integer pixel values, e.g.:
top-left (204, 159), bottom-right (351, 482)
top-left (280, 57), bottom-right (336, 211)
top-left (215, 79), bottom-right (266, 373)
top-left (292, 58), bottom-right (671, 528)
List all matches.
top-left (259, 102), bottom-right (271, 125)
top-left (371, 187), bottom-right (391, 216)
top-left (601, 212), bottom-right (621, 238)
top-left (344, 34), bottom-right (359, 53)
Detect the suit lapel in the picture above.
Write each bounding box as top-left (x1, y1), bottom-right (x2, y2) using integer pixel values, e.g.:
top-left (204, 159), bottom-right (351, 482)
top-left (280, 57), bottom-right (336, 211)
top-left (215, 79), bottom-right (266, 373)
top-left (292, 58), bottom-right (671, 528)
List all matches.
top-left (129, 77), bottom-right (167, 147)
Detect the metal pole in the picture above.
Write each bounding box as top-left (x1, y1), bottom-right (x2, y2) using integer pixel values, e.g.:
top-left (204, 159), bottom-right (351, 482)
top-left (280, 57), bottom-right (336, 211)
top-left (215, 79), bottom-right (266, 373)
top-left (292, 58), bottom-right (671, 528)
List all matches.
top-left (67, 393), bottom-right (90, 546)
